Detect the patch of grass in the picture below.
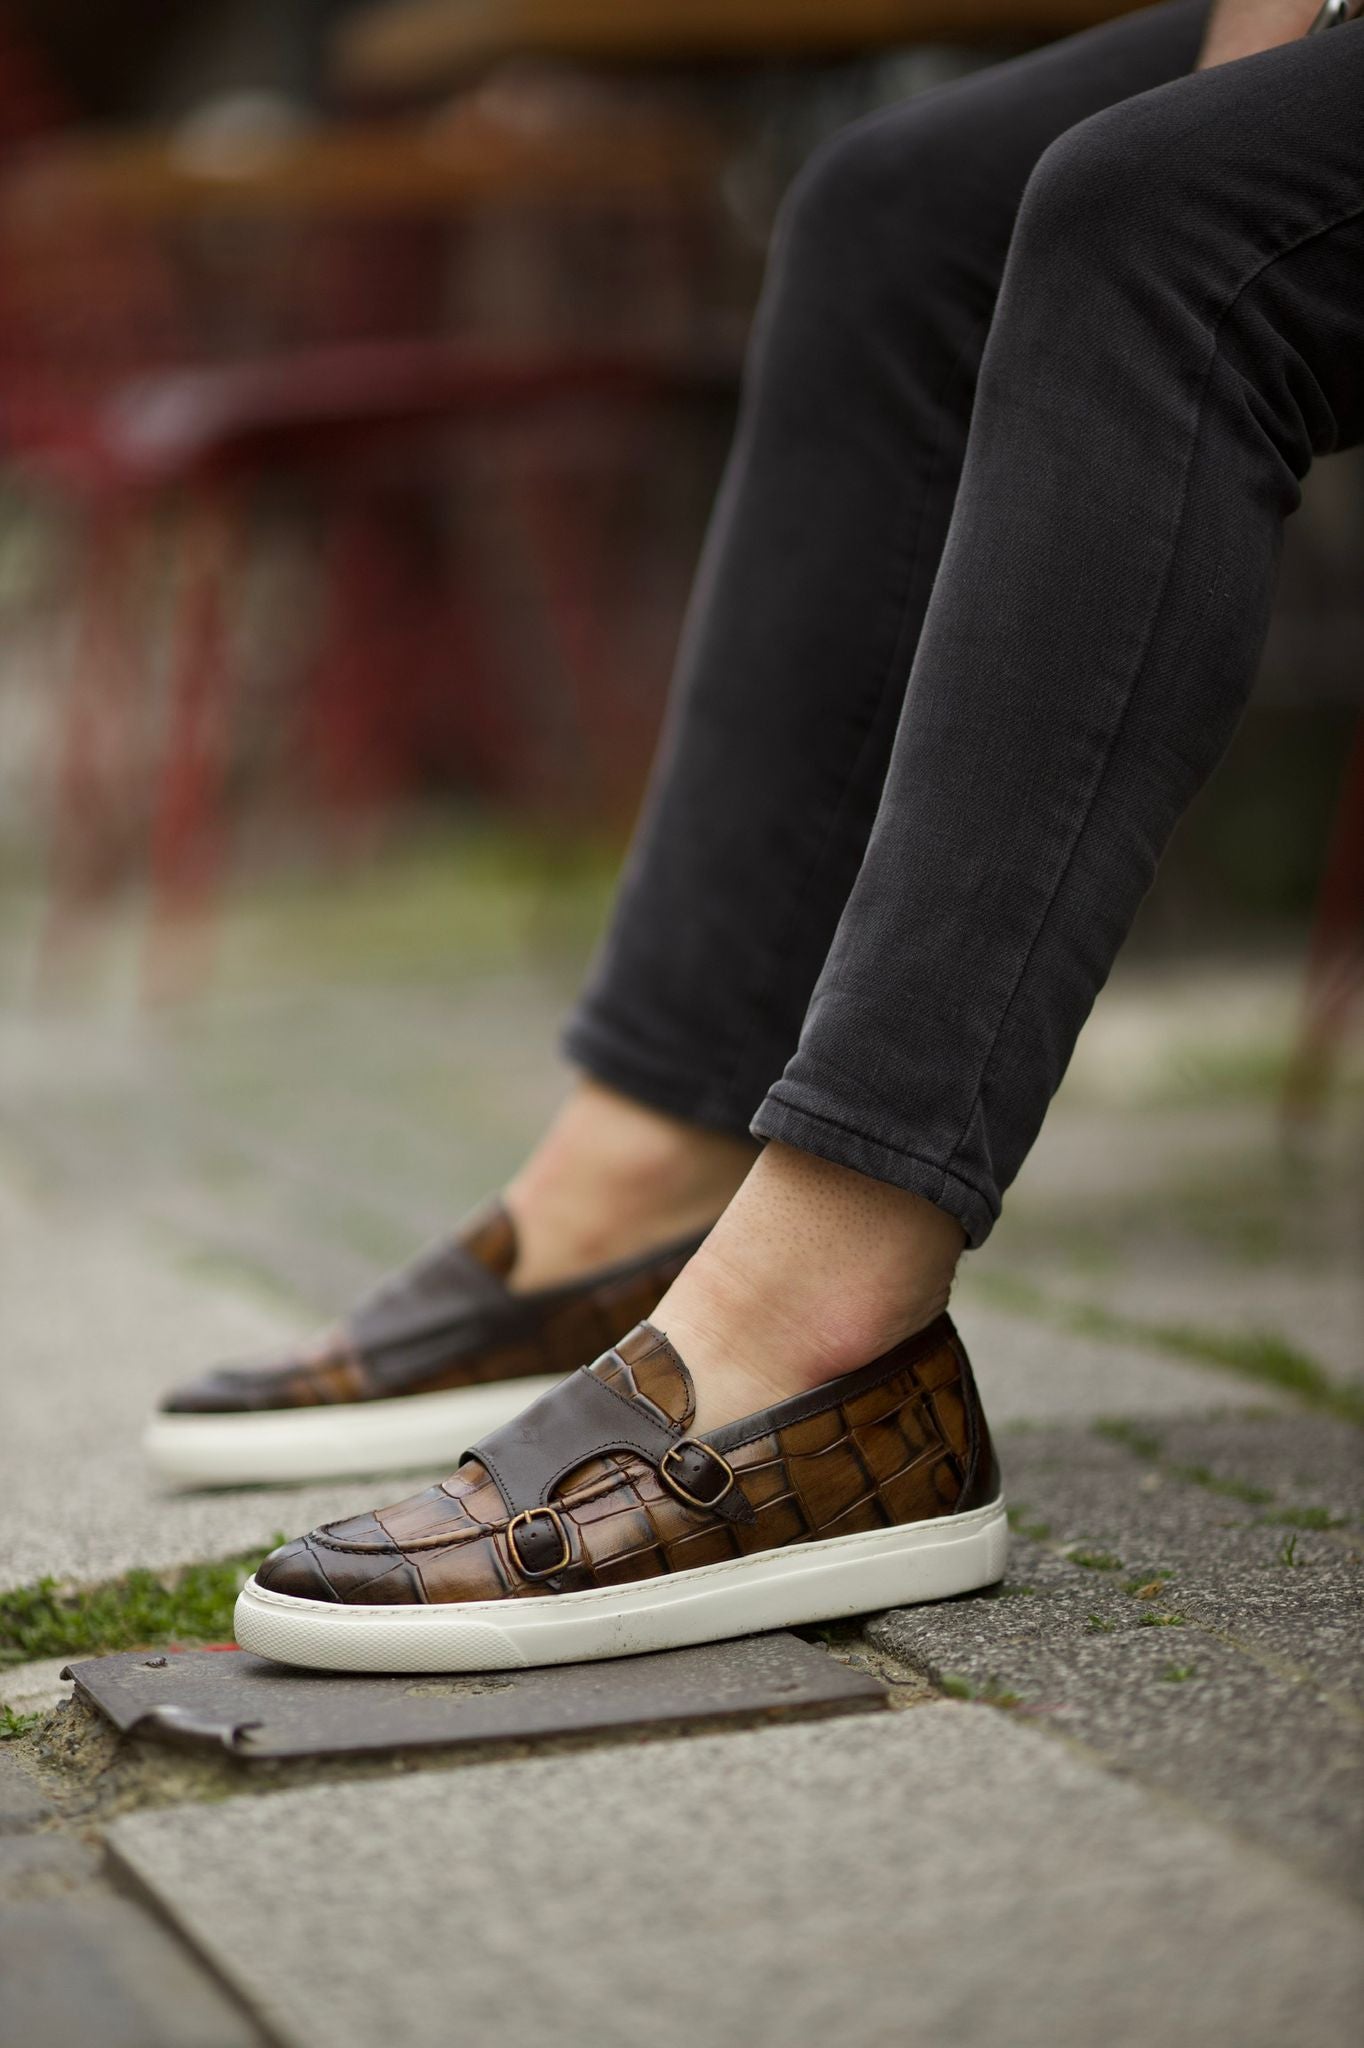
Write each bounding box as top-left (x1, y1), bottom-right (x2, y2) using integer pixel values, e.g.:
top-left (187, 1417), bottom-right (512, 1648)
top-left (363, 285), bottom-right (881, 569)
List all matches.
top-left (1087, 1615), bottom-right (1118, 1634)
top-left (1006, 1506), bottom-right (1052, 1542)
top-left (1125, 1575), bottom-right (1171, 1600)
top-left (938, 1673), bottom-right (1021, 1709)
top-left (0, 1542), bottom-right (285, 1667)
top-left (1160, 1664), bottom-right (1198, 1684)
top-left (1137, 1611), bottom-right (1187, 1629)
top-left (1094, 1419), bottom-right (1163, 1462)
top-left (1276, 1533), bottom-right (1302, 1568)
top-left (1069, 1549), bottom-right (1123, 1572)
top-left (990, 1582), bottom-right (1037, 1600)
top-left (974, 1275), bottom-right (1364, 1428)
top-left (0, 1703), bottom-right (43, 1741)
top-left (1169, 1464), bottom-right (1275, 1506)
top-left (1262, 1506), bottom-right (1343, 1531)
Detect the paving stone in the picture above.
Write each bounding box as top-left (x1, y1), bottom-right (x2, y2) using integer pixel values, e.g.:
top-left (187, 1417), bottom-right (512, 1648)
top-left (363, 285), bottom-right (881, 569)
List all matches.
top-left (952, 1300), bottom-right (1278, 1425)
top-left (109, 1706), bottom-right (1364, 2048)
top-left (0, 1894), bottom-right (264, 2048)
top-left (0, 1171), bottom-right (447, 1592)
top-left (877, 1611), bottom-right (1364, 1896)
top-left (1149, 1412), bottom-right (1364, 1522)
top-left (874, 1414), bottom-right (1364, 1897)
top-left (66, 1635), bottom-right (884, 1760)
top-left (0, 1658), bottom-right (76, 1718)
top-left (0, 1833), bottom-right (103, 1901)
top-left (999, 1418), bottom-right (1363, 1575)
top-left (0, 1749), bottom-right (52, 1833)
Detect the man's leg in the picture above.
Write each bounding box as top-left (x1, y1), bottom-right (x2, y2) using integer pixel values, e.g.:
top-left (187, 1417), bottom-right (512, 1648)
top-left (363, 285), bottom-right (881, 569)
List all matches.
top-left (658, 20), bottom-right (1364, 1426)
top-left (516, 0), bottom-right (1207, 1286)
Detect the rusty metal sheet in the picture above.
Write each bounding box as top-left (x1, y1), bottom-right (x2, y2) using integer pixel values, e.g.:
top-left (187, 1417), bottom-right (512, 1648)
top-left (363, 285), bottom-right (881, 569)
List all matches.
top-left (64, 1635), bottom-right (885, 1760)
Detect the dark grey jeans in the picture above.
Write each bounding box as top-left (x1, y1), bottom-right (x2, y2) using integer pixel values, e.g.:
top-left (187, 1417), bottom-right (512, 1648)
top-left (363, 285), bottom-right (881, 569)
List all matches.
top-left (564, 0), bottom-right (1364, 1248)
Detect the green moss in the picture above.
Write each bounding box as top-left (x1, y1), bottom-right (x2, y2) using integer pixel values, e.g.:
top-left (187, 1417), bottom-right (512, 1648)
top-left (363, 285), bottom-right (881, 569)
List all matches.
top-left (976, 1276), bottom-right (1364, 1427)
top-left (938, 1672), bottom-right (976, 1700)
top-left (1276, 1534), bottom-right (1302, 1568)
top-left (1261, 1506), bottom-right (1343, 1531)
top-left (1006, 1506), bottom-right (1052, 1542)
top-left (1069, 1549), bottom-right (1123, 1572)
top-left (1137, 1612), bottom-right (1187, 1629)
top-left (0, 1542), bottom-right (285, 1667)
top-left (1094, 1419), bottom-right (1163, 1462)
top-left (1159, 1664), bottom-right (1198, 1684)
top-left (1096, 1418), bottom-right (1352, 1530)
top-left (1169, 1464), bottom-right (1275, 1506)
top-left (1087, 1615), bottom-right (1118, 1634)
top-left (938, 1673), bottom-right (1021, 1709)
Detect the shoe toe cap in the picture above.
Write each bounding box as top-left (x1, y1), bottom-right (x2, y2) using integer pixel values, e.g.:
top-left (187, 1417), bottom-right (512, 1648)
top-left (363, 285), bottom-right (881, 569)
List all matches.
top-left (254, 1522), bottom-right (425, 1606)
top-left (160, 1363), bottom-right (288, 1415)
top-left (254, 1537), bottom-right (342, 1602)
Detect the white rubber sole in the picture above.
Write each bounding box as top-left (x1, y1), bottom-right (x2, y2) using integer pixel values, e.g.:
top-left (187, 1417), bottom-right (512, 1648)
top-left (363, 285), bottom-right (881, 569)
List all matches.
top-left (233, 1495), bottom-right (1009, 1672)
top-left (143, 1375), bottom-right (562, 1489)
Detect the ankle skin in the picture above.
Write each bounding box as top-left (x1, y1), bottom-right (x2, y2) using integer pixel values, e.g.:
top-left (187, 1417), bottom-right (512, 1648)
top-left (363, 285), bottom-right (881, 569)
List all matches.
top-left (504, 1080), bottom-right (758, 1291)
top-left (650, 1141), bottom-right (965, 1434)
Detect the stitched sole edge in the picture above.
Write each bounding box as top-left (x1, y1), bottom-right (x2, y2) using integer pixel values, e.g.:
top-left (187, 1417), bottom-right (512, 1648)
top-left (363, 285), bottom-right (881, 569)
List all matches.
top-left (142, 1376), bottom-right (564, 1488)
top-left (232, 1497), bottom-right (1009, 1671)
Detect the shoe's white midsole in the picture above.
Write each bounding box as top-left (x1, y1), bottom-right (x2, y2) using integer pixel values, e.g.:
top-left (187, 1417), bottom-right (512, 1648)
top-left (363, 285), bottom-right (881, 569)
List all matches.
top-left (143, 1376), bottom-right (562, 1489)
top-left (233, 1496), bottom-right (1009, 1672)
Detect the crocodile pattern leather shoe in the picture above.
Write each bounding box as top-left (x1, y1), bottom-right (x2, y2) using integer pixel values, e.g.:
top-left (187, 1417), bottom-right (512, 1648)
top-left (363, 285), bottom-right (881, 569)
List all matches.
top-left (233, 1315), bottom-right (1007, 1670)
top-left (144, 1204), bottom-right (703, 1488)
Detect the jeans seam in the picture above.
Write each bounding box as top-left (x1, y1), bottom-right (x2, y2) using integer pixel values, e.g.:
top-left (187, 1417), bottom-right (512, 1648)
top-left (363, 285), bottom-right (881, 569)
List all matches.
top-left (940, 190), bottom-right (1364, 1186)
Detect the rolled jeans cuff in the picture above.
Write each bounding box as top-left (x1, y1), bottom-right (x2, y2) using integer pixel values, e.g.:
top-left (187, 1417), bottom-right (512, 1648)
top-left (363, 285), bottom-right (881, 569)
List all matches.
top-left (751, 1089), bottom-right (998, 1249)
top-left (561, 1012), bottom-right (763, 1142)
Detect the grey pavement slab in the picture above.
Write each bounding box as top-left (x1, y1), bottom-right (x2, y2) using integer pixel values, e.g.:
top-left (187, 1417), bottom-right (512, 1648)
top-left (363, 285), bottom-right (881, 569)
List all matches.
top-left (951, 1298), bottom-right (1284, 1425)
top-left (0, 1893), bottom-right (265, 2048)
top-left (873, 1414), bottom-right (1364, 1897)
top-left (0, 1749), bottom-right (51, 1833)
top-left (109, 1705), bottom-right (1364, 2048)
top-left (0, 1169), bottom-right (447, 1592)
top-left (66, 1634), bottom-right (884, 1760)
top-left (0, 1833), bottom-right (103, 1901)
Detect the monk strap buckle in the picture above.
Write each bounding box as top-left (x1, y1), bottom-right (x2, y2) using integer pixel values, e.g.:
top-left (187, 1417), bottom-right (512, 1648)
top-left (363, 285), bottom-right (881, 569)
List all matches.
top-left (506, 1505), bottom-right (571, 1580)
top-left (659, 1438), bottom-right (738, 1513)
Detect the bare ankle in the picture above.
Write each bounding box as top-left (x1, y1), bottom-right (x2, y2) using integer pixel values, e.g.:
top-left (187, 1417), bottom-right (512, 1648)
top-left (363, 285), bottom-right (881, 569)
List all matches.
top-left (504, 1080), bottom-right (758, 1290)
top-left (650, 1142), bottom-right (964, 1433)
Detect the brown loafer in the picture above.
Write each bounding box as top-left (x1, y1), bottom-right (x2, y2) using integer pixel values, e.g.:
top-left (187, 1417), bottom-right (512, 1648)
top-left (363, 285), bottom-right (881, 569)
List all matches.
top-left (233, 1315), bottom-right (1006, 1670)
top-left (144, 1203), bottom-right (703, 1488)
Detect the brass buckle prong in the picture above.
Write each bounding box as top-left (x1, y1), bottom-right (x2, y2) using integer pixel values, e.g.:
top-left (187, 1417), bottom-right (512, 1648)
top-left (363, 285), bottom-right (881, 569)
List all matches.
top-left (659, 1438), bottom-right (737, 1512)
top-left (506, 1505), bottom-right (572, 1579)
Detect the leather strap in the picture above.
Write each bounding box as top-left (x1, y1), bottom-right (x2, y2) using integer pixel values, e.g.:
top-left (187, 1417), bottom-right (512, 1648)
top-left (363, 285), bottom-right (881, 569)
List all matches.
top-left (348, 1235), bottom-right (519, 1391)
top-left (468, 1363), bottom-right (754, 1528)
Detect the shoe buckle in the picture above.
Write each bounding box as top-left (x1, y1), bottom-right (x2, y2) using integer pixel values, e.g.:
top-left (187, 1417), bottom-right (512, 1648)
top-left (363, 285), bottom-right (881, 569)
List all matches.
top-left (659, 1438), bottom-right (738, 1513)
top-left (506, 1505), bottom-right (572, 1580)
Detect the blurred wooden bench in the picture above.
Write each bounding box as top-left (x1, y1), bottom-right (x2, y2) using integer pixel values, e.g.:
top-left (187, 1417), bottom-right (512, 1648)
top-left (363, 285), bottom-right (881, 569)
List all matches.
top-left (333, 0), bottom-right (1146, 97)
top-left (0, 103), bottom-right (721, 224)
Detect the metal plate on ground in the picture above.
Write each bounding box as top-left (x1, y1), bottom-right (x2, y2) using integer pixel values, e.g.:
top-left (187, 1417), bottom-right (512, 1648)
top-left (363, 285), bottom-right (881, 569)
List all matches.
top-left (63, 1635), bottom-right (885, 1760)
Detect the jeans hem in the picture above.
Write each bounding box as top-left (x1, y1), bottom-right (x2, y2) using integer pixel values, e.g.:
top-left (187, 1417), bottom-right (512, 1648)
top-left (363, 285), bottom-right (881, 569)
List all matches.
top-left (561, 1015), bottom-right (763, 1143)
top-left (750, 1093), bottom-right (998, 1249)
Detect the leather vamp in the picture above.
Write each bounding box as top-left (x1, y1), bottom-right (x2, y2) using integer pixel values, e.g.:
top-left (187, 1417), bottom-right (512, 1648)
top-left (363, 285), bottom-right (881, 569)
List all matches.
top-left (159, 1203), bottom-right (701, 1415)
